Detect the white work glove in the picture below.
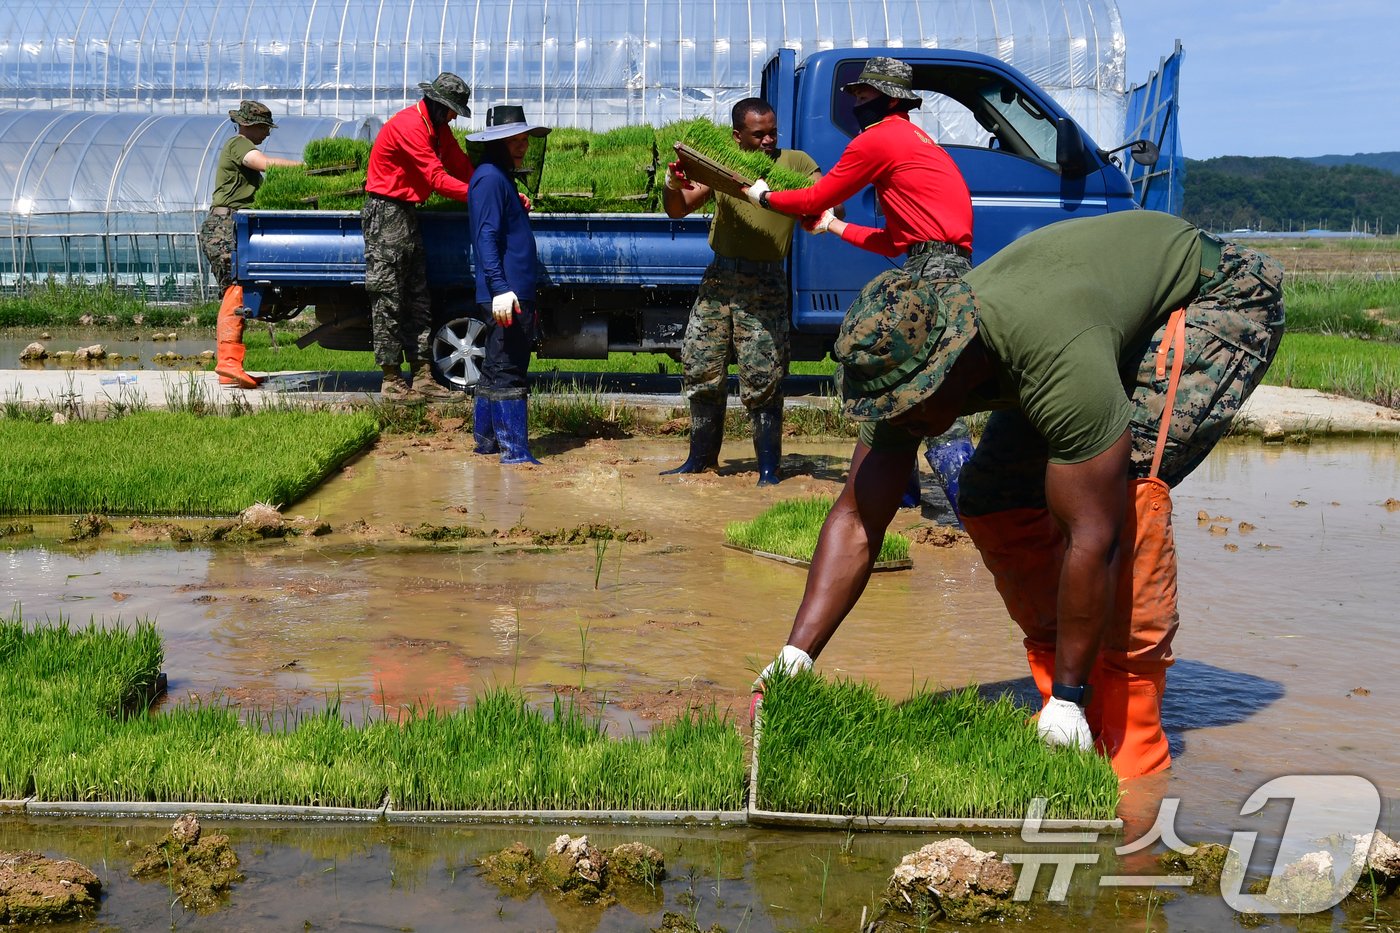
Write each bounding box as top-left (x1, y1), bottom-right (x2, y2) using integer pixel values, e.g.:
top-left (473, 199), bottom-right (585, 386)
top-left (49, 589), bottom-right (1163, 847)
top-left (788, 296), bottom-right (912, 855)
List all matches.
top-left (753, 645), bottom-right (813, 690)
top-left (491, 290), bottom-right (520, 326)
top-left (745, 178), bottom-right (772, 209)
top-left (1037, 696), bottom-right (1093, 750)
top-left (663, 160), bottom-right (693, 191)
top-left (803, 208), bottom-right (836, 235)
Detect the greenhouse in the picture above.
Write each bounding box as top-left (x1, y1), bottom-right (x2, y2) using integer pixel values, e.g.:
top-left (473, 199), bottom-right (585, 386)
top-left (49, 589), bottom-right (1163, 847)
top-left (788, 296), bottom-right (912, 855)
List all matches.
top-left (0, 0), bottom-right (1148, 294)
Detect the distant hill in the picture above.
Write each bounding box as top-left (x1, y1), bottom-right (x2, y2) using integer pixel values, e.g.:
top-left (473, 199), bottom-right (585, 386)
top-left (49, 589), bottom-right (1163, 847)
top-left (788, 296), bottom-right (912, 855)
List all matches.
top-left (1183, 156), bottom-right (1400, 234)
top-left (1301, 152), bottom-right (1400, 175)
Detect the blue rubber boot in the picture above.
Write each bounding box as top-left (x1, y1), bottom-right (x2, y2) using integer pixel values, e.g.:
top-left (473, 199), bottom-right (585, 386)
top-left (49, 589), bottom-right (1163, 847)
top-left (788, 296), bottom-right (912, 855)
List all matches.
top-left (899, 466), bottom-right (923, 508)
top-left (752, 402), bottom-right (783, 486)
top-left (924, 435), bottom-right (974, 524)
top-left (472, 394), bottom-right (499, 454)
top-left (492, 397), bottom-right (541, 465)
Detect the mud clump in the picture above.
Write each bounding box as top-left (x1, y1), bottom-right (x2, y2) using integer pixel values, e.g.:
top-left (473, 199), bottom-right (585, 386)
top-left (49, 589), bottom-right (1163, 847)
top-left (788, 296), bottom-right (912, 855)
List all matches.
top-left (479, 835), bottom-right (666, 910)
top-left (130, 814), bottom-right (242, 911)
top-left (0, 522), bottom-right (34, 539)
top-left (904, 523), bottom-right (968, 547)
top-left (886, 838), bottom-right (1024, 923)
top-left (1158, 842), bottom-right (1238, 890)
top-left (196, 506), bottom-right (331, 543)
top-left (529, 523), bottom-right (650, 545)
top-left (0, 850), bottom-right (102, 924)
top-left (407, 522), bottom-right (493, 541)
top-left (129, 518), bottom-right (195, 543)
top-left (18, 342), bottom-right (46, 361)
top-left (652, 913), bottom-right (724, 933)
top-left (67, 513), bottom-right (113, 541)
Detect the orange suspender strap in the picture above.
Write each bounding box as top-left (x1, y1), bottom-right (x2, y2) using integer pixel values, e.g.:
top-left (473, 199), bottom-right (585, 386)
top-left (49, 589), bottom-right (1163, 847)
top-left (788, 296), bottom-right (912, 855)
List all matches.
top-left (1149, 307), bottom-right (1188, 480)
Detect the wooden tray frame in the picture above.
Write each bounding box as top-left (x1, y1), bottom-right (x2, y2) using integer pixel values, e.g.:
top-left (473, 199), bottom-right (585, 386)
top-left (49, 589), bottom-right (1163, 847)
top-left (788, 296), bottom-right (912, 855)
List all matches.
top-left (672, 143), bottom-right (756, 200)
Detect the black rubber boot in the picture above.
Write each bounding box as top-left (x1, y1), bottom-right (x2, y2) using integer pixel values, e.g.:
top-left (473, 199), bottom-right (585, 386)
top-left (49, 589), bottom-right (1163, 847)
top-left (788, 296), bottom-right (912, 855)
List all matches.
top-left (752, 402), bottom-right (783, 486)
top-left (660, 400), bottom-right (726, 474)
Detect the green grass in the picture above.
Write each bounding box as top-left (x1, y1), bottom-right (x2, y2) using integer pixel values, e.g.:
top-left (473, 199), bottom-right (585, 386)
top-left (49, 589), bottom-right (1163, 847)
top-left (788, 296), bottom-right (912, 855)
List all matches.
top-left (726, 496), bottom-right (909, 564)
top-left (1263, 332), bottom-right (1400, 407)
top-left (0, 410), bottom-right (379, 515)
top-left (0, 283), bottom-right (211, 328)
top-left (0, 613), bottom-right (745, 811)
top-left (757, 672), bottom-right (1120, 820)
top-left (1283, 275), bottom-right (1400, 339)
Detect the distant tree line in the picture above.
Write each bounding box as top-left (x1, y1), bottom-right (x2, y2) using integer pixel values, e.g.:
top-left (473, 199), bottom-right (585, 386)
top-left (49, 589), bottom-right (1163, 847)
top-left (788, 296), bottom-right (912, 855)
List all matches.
top-left (1182, 155), bottom-right (1400, 234)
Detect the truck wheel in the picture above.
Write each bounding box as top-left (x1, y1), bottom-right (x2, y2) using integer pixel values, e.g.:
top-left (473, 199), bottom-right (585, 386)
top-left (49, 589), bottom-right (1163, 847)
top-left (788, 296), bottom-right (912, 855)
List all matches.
top-left (430, 315), bottom-right (488, 390)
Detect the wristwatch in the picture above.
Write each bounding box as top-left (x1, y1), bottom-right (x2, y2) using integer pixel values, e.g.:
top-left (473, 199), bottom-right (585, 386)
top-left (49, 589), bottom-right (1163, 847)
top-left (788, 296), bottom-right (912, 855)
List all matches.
top-left (758, 190), bottom-right (771, 209)
top-left (1052, 682), bottom-right (1093, 707)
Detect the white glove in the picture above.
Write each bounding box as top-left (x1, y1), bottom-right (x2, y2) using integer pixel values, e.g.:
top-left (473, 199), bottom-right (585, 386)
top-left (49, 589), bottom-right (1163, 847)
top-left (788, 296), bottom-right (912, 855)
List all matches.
top-left (745, 178), bottom-right (772, 208)
top-left (754, 644), bottom-right (813, 690)
top-left (663, 161), bottom-right (692, 191)
top-left (1037, 696), bottom-right (1093, 750)
top-left (807, 208), bottom-right (836, 234)
top-left (491, 290), bottom-right (519, 326)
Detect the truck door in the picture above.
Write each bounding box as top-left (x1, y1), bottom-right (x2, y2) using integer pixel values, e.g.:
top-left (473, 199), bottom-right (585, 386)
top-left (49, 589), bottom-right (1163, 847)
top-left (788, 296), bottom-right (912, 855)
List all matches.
top-left (789, 52), bottom-right (1135, 335)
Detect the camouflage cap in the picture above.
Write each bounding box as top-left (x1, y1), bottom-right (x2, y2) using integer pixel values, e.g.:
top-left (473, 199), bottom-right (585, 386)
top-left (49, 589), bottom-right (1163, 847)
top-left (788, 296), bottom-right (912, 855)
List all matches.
top-left (835, 278), bottom-right (980, 421)
top-left (418, 71), bottom-right (472, 117)
top-left (841, 56), bottom-right (922, 102)
top-left (228, 100), bottom-right (276, 127)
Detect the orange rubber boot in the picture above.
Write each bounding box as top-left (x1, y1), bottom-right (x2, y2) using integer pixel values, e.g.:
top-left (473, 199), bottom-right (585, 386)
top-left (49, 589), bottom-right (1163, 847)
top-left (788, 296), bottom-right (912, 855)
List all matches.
top-left (1091, 477), bottom-right (1180, 780)
top-left (1025, 642), bottom-right (1055, 707)
top-left (214, 286), bottom-right (261, 388)
top-left (1090, 669), bottom-right (1170, 780)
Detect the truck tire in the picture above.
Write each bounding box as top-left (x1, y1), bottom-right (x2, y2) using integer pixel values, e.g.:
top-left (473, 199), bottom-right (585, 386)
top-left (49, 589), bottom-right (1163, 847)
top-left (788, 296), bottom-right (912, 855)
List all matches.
top-left (430, 314), bottom-right (488, 390)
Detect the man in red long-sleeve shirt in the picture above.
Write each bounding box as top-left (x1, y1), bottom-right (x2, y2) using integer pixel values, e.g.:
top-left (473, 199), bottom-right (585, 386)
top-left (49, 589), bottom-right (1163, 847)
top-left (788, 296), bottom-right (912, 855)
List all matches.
top-left (745, 56), bottom-right (978, 512)
top-left (363, 71), bottom-right (475, 401)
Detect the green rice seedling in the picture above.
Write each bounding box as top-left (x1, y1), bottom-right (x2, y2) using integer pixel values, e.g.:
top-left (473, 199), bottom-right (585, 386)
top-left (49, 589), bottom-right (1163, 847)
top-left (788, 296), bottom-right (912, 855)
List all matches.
top-left (2, 611), bottom-right (746, 811)
top-left (1283, 275), bottom-right (1400, 340)
top-left (757, 671), bottom-right (1120, 820)
top-left (590, 125), bottom-right (658, 155)
top-left (678, 119), bottom-right (814, 192)
top-left (302, 138), bottom-right (372, 172)
top-left (726, 496), bottom-right (909, 564)
top-left (0, 409), bottom-right (379, 515)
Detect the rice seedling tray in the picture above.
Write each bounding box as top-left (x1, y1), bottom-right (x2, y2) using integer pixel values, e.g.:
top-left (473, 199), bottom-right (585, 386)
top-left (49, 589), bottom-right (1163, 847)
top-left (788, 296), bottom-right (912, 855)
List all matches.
top-left (672, 143), bottom-right (755, 200)
top-left (722, 542), bottom-right (912, 572)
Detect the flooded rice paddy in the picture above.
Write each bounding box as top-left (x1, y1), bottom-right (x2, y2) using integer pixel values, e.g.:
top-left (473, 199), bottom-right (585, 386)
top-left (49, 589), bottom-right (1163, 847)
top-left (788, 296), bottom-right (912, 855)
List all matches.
top-left (3, 431), bottom-right (1398, 930)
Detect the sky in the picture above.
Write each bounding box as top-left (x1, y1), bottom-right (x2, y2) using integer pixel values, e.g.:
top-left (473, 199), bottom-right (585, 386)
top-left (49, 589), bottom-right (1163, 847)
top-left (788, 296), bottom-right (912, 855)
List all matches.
top-left (1117, 0), bottom-right (1400, 160)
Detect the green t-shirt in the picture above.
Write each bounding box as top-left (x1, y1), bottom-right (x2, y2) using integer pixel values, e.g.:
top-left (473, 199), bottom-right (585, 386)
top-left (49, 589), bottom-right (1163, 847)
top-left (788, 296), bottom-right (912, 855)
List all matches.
top-left (709, 148), bottom-right (819, 262)
top-left (209, 135), bottom-right (261, 210)
top-left (861, 211), bottom-right (1203, 463)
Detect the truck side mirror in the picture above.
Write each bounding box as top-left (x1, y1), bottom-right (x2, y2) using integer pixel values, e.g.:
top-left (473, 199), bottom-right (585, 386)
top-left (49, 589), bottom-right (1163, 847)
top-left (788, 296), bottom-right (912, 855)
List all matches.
top-left (1099, 138), bottom-right (1161, 168)
top-left (1055, 117), bottom-right (1092, 178)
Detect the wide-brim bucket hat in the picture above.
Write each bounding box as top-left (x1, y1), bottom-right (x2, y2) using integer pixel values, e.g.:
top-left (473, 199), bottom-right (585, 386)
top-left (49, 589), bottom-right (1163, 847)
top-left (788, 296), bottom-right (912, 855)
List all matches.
top-left (467, 104), bottom-right (551, 143)
top-left (840, 56), bottom-right (923, 102)
top-left (418, 72), bottom-right (472, 117)
top-left (835, 276), bottom-right (981, 421)
top-left (228, 100), bottom-right (277, 127)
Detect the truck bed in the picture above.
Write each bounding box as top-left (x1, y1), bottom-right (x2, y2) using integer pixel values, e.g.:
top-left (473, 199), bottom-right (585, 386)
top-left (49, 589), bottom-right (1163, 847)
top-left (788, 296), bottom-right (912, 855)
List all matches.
top-left (235, 209), bottom-right (715, 290)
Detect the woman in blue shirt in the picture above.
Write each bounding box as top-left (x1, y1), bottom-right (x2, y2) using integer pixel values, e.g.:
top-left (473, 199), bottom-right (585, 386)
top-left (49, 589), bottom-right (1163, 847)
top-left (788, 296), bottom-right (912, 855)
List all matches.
top-left (467, 106), bottom-right (550, 464)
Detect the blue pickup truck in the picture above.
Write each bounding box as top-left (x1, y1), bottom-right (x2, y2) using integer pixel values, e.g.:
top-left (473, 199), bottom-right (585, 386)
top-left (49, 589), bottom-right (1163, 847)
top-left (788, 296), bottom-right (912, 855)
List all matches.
top-left (235, 46), bottom-right (1153, 389)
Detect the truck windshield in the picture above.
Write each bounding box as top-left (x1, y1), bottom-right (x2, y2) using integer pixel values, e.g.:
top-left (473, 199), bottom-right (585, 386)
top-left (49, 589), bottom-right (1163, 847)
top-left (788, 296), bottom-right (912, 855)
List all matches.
top-left (832, 60), bottom-right (1060, 167)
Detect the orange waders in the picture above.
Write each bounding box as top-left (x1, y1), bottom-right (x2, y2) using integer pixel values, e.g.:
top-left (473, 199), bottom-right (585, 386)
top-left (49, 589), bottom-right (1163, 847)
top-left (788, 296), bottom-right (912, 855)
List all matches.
top-left (214, 285), bottom-right (261, 389)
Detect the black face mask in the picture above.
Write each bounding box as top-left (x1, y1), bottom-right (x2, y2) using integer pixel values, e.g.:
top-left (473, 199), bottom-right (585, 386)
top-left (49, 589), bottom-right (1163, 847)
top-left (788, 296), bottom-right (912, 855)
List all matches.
top-left (852, 96), bottom-right (892, 130)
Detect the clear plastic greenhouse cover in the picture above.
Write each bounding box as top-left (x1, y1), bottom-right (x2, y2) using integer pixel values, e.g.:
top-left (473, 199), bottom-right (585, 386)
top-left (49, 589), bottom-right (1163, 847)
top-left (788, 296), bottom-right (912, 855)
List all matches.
top-left (0, 0), bottom-right (1127, 288)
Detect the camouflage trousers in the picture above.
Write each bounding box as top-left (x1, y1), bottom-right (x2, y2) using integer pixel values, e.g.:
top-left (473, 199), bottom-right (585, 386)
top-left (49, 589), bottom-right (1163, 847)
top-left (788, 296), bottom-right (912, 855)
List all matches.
top-left (362, 196), bottom-right (432, 367)
top-left (681, 261), bottom-right (789, 411)
top-left (198, 210), bottom-right (236, 290)
top-left (959, 243), bottom-right (1286, 516)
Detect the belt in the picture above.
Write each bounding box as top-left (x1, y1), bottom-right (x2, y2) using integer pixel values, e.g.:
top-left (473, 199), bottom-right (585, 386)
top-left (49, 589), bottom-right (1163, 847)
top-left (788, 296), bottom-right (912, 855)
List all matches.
top-left (711, 255), bottom-right (784, 274)
top-left (908, 240), bottom-right (973, 260)
top-left (209, 206), bottom-right (233, 216)
top-left (1196, 230), bottom-right (1225, 294)
top-left (367, 191), bottom-right (417, 207)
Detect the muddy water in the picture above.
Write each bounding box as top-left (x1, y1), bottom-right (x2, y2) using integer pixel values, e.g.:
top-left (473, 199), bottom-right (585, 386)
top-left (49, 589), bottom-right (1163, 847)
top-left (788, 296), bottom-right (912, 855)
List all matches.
top-left (3, 434), bottom-right (1398, 930)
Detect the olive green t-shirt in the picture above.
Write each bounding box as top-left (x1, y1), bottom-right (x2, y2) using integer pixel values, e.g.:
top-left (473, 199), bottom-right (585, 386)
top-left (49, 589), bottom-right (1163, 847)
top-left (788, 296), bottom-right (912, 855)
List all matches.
top-left (709, 148), bottom-right (819, 262)
top-left (210, 135), bottom-right (261, 210)
top-left (861, 211), bottom-right (1203, 463)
